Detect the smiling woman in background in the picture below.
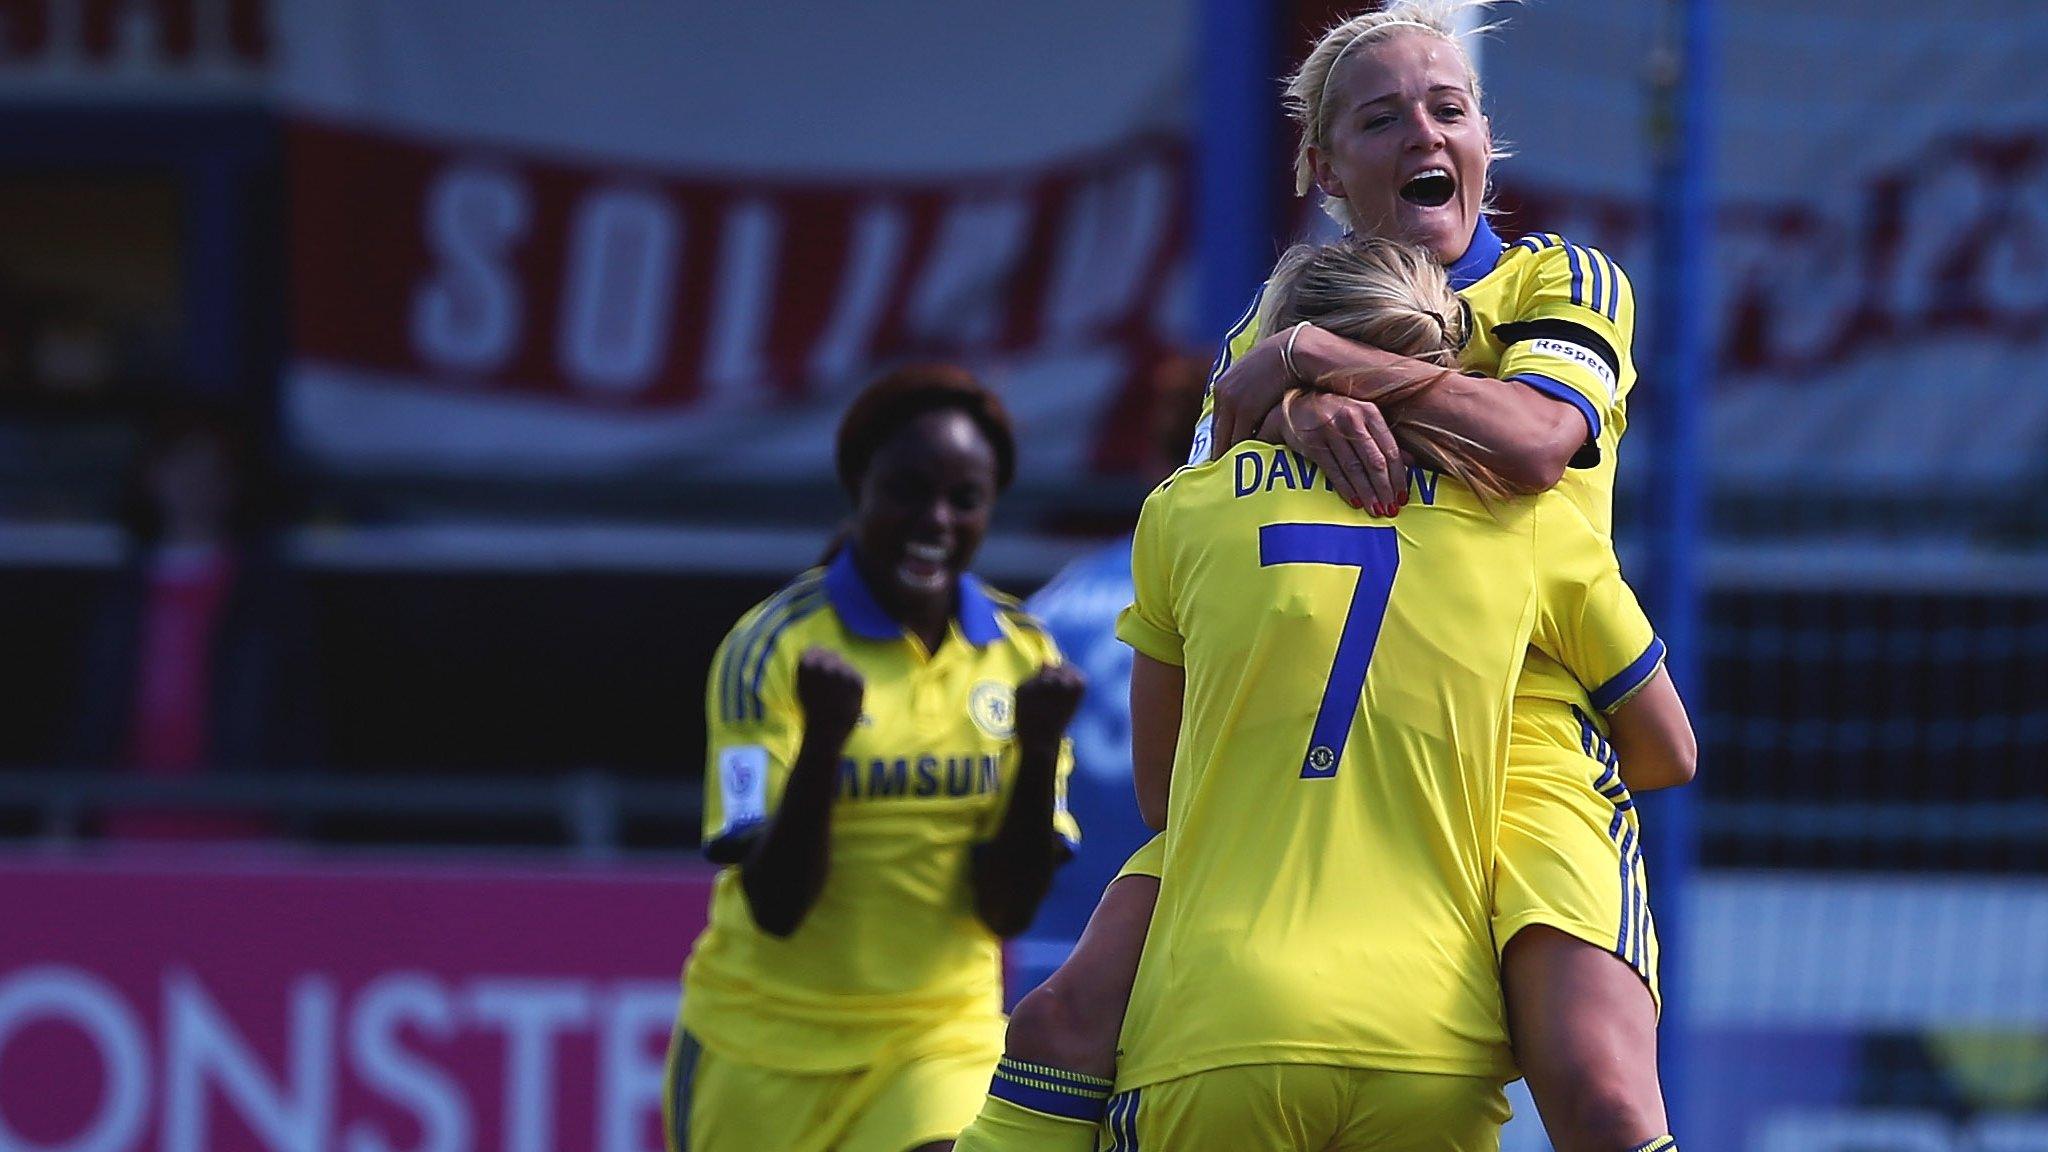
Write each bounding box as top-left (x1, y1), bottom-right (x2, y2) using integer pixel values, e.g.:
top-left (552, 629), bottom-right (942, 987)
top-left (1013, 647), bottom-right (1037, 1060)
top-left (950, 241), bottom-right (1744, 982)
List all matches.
top-left (666, 364), bottom-right (1084, 1152)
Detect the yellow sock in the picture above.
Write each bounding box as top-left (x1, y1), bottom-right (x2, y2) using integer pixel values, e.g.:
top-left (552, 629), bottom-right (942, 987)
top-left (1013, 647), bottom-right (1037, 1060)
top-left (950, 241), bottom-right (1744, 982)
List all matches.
top-left (951, 1056), bottom-right (1111, 1152)
top-left (1627, 1136), bottom-right (1678, 1152)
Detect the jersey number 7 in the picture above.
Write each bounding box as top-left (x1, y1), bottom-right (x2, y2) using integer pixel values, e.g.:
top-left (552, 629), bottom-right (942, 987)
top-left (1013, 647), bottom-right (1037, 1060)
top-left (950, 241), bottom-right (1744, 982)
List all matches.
top-left (1258, 523), bottom-right (1401, 779)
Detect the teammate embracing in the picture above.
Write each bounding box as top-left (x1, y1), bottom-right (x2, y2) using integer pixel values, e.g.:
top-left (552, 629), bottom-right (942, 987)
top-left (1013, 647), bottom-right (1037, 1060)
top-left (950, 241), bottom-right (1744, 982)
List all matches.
top-left (954, 5), bottom-right (1695, 1147)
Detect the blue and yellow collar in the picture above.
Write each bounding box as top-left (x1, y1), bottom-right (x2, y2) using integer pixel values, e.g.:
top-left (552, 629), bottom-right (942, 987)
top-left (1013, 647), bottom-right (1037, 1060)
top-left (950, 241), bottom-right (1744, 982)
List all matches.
top-left (824, 545), bottom-right (1004, 647)
top-left (1446, 214), bottom-right (1505, 291)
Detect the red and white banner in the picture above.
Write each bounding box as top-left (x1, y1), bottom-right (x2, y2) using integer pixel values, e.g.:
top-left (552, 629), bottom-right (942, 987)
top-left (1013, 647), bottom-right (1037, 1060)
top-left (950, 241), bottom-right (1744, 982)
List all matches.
top-left (0, 854), bottom-right (711, 1152)
top-left (277, 0), bottom-right (1193, 482)
top-left (1483, 0), bottom-right (2048, 494)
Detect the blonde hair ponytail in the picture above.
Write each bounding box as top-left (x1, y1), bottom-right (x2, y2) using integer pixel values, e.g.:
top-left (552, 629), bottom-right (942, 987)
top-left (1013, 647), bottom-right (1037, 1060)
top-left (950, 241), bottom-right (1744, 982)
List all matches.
top-left (1265, 237), bottom-right (1516, 504)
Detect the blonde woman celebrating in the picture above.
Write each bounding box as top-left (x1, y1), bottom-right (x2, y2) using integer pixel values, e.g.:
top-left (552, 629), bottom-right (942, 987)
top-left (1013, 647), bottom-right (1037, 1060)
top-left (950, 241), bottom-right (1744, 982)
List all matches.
top-left (958, 235), bottom-right (1690, 1150)
top-left (955, 4), bottom-right (1694, 1151)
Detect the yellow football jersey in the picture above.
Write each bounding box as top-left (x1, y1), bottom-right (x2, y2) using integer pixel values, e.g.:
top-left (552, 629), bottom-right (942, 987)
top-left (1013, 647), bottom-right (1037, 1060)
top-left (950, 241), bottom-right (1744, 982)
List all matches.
top-left (1461, 226), bottom-right (1638, 537)
top-left (1111, 448), bottom-right (1662, 1086)
top-left (680, 548), bottom-right (1081, 1073)
top-left (1459, 227), bottom-right (1643, 751)
top-left (1195, 217), bottom-right (1646, 813)
top-left (1196, 216), bottom-right (1637, 536)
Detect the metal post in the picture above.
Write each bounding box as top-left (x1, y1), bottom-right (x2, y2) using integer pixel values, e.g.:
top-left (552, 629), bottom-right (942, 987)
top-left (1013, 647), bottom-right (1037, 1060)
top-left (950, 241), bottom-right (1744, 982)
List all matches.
top-left (1198, 0), bottom-right (1279, 341)
top-left (1643, 0), bottom-right (1713, 1134)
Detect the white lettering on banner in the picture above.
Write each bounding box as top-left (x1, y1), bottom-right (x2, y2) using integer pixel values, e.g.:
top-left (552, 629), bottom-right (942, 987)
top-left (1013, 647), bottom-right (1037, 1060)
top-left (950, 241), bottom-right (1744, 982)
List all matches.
top-left (0, 967), bottom-right (149, 1152)
top-left (389, 166), bottom-right (1183, 405)
top-left (560, 188), bottom-right (683, 397)
top-left (346, 974), bottom-right (471, 1152)
top-left (1885, 164), bottom-right (1992, 329)
top-left (1505, 130), bottom-right (2048, 387)
top-left (597, 983), bottom-right (676, 1152)
top-left (906, 195), bottom-right (1033, 348)
top-left (165, 971), bottom-right (336, 1152)
top-left (0, 966), bottom-right (680, 1152)
top-left (808, 201), bottom-right (910, 388)
top-left (468, 980), bottom-right (595, 1152)
top-left (1748, 212), bottom-right (1866, 367)
top-left (413, 167), bottom-right (532, 374)
top-left (290, 116), bottom-right (1192, 473)
top-left (1045, 158), bottom-right (1173, 341)
top-left (701, 199), bottom-right (782, 406)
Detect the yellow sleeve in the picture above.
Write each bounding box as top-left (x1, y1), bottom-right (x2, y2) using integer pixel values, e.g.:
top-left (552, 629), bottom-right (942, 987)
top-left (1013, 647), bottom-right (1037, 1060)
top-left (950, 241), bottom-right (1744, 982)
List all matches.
top-left (1530, 496), bottom-right (1666, 714)
top-left (1115, 484), bottom-right (1184, 666)
top-left (1188, 283), bottom-right (1268, 465)
top-left (1495, 239), bottom-right (1638, 462)
top-left (1115, 831), bottom-right (1166, 880)
top-left (701, 615), bottom-right (806, 863)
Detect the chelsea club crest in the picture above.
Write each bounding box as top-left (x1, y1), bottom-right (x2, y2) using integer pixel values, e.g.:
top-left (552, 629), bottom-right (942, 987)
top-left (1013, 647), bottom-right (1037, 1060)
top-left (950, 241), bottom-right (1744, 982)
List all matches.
top-left (968, 680), bottom-right (1016, 739)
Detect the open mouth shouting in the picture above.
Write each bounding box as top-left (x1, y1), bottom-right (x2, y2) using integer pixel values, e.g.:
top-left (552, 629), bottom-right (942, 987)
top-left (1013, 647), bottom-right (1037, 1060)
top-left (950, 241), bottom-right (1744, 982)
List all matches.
top-left (1400, 167), bottom-right (1457, 209)
top-left (898, 540), bottom-right (951, 592)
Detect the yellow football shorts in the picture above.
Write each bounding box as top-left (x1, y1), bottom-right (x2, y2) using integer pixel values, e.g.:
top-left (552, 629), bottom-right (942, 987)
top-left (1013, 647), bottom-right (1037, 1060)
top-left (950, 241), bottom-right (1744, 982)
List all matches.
top-left (1494, 709), bottom-right (1661, 1010)
top-left (664, 1024), bottom-right (1001, 1152)
top-left (1095, 1063), bottom-right (1511, 1151)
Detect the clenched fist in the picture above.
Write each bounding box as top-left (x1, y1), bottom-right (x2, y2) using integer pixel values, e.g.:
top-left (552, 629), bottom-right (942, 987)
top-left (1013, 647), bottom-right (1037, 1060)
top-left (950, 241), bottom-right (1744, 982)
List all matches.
top-left (1013, 663), bottom-right (1087, 752)
top-left (794, 647), bottom-right (865, 739)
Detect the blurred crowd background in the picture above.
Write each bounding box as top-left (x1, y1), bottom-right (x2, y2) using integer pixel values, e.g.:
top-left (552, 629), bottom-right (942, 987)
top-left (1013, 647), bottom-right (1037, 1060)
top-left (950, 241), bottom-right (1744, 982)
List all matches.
top-left (0, 2), bottom-right (2044, 1150)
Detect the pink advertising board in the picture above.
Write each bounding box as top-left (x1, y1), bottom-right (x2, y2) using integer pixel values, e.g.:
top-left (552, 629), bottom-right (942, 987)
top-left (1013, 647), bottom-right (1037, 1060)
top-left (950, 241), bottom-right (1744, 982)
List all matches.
top-left (0, 853), bottom-right (714, 1152)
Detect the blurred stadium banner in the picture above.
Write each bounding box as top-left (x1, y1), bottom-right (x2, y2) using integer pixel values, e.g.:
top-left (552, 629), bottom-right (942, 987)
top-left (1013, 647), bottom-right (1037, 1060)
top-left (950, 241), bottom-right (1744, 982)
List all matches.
top-left (0, 854), bottom-right (708, 1152)
top-left (263, 0), bottom-right (2048, 506)
top-left (1484, 1), bottom-right (2048, 513)
top-left (274, 0), bottom-right (1194, 484)
top-left (4, 858), bottom-right (2042, 1152)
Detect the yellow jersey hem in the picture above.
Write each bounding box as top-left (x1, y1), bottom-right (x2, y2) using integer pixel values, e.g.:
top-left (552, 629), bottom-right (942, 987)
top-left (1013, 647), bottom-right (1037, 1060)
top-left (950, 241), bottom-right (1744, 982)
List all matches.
top-left (1115, 1043), bottom-right (1515, 1091)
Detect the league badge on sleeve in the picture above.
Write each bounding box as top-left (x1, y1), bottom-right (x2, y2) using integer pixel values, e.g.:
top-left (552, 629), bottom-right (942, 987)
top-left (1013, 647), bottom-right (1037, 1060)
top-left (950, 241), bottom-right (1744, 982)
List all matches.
top-left (717, 745), bottom-right (770, 824)
top-left (1186, 413), bottom-right (1214, 466)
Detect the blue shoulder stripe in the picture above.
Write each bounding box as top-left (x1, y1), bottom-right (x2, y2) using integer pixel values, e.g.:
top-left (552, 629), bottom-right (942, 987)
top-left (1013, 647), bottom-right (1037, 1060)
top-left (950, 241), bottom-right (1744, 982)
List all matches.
top-left (1594, 247), bottom-right (1620, 319)
top-left (1564, 243), bottom-right (1586, 308)
top-left (1584, 246), bottom-right (1608, 318)
top-left (1597, 249), bottom-right (1628, 321)
top-left (740, 590), bottom-right (830, 722)
top-left (720, 574), bottom-right (821, 721)
top-left (721, 574), bottom-right (823, 722)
